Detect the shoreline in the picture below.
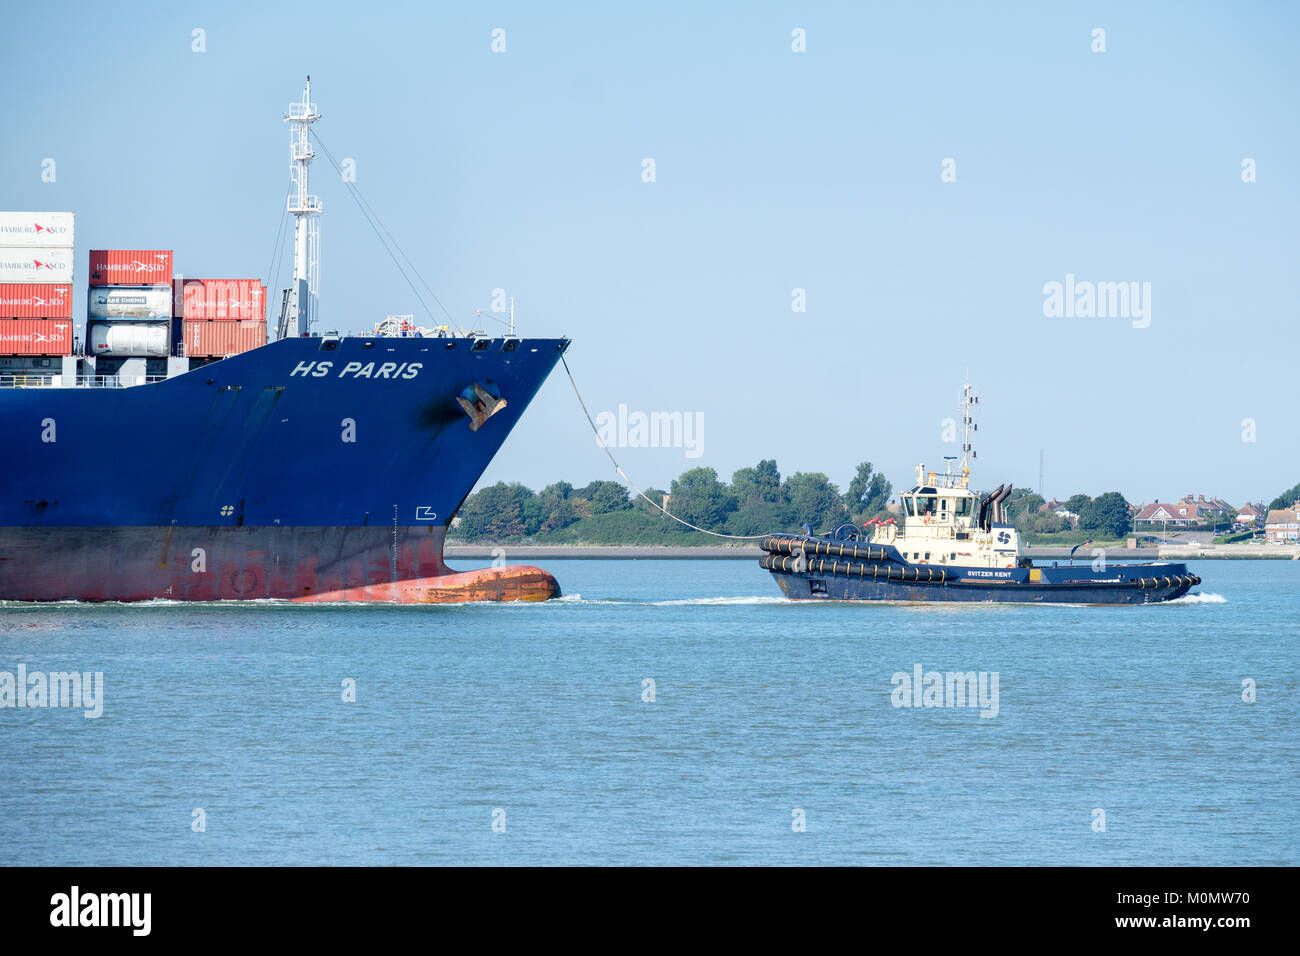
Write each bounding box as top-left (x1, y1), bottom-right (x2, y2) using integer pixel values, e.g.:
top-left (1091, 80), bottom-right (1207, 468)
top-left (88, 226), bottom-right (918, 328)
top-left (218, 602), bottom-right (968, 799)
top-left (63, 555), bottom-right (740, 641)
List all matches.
top-left (445, 543), bottom-right (1300, 561)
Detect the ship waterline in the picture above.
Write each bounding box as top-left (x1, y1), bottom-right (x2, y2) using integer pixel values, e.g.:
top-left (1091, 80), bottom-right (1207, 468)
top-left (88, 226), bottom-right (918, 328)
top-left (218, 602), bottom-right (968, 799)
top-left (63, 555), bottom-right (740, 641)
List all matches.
top-left (0, 525), bottom-right (558, 603)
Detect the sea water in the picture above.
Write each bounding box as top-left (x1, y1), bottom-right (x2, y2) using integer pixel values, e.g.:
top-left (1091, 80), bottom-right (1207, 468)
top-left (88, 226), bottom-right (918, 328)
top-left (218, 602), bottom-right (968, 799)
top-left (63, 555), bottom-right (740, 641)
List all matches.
top-left (1, 559), bottom-right (1295, 865)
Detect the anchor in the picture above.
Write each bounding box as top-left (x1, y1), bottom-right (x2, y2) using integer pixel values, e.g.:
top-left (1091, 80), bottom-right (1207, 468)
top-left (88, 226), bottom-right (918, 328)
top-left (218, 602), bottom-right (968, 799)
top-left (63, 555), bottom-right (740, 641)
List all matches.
top-left (456, 382), bottom-right (508, 432)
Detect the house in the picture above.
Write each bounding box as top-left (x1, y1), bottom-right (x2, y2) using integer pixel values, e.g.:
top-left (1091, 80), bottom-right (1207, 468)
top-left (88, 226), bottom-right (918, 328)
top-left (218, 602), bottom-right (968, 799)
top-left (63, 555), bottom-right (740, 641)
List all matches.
top-left (1183, 494), bottom-right (1231, 519)
top-left (1234, 503), bottom-right (1265, 526)
top-left (1039, 498), bottom-right (1078, 524)
top-left (1133, 495), bottom-right (1235, 527)
top-left (1264, 504), bottom-right (1300, 544)
top-left (1133, 501), bottom-right (1206, 527)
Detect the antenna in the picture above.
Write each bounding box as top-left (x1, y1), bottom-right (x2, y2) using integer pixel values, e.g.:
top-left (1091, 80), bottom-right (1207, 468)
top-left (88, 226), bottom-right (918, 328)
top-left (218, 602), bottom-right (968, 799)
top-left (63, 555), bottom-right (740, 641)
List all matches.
top-left (474, 296), bottom-right (517, 336)
top-left (281, 77), bottom-right (322, 339)
top-left (958, 383), bottom-right (978, 486)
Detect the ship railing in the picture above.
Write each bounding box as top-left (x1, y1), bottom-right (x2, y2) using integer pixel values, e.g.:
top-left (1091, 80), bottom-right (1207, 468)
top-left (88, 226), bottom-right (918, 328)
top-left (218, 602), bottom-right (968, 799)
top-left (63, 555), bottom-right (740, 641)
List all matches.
top-left (0, 373), bottom-right (168, 389)
top-left (0, 374), bottom-right (59, 389)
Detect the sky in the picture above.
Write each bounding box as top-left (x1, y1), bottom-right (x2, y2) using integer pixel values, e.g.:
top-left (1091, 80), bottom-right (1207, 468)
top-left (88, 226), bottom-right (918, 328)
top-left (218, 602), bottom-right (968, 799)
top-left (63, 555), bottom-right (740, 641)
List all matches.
top-left (3, 1), bottom-right (1297, 506)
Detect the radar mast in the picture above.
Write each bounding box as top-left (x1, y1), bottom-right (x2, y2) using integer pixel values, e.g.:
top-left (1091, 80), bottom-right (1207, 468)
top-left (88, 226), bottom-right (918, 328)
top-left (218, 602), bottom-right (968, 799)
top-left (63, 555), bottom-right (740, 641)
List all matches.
top-left (280, 77), bottom-right (321, 339)
top-left (958, 383), bottom-right (978, 487)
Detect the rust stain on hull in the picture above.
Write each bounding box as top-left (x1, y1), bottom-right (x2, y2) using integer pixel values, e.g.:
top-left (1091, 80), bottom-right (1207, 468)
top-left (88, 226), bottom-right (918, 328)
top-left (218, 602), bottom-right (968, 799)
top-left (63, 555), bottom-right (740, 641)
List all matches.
top-left (0, 525), bottom-right (561, 604)
top-left (295, 565), bottom-right (561, 604)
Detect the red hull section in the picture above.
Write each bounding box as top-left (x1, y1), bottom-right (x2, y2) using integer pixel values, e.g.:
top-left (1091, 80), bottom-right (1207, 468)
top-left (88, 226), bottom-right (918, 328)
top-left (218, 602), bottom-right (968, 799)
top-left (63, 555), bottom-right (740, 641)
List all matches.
top-left (0, 525), bottom-right (559, 604)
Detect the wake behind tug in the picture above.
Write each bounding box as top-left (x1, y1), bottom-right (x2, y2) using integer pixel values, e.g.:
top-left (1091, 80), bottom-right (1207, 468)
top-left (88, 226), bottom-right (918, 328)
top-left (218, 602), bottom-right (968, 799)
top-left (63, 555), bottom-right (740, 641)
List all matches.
top-left (761, 385), bottom-right (1201, 605)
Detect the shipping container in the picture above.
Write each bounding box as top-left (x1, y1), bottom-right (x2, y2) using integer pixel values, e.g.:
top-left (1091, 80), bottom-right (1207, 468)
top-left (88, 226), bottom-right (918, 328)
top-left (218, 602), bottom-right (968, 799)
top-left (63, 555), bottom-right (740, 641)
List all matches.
top-left (0, 318), bottom-right (75, 356)
top-left (0, 211), bottom-right (75, 248)
top-left (0, 283), bottom-right (73, 318)
top-left (87, 249), bottom-right (172, 286)
top-left (88, 321), bottom-right (170, 357)
top-left (182, 319), bottom-right (266, 358)
top-left (87, 285), bottom-right (171, 320)
top-left (180, 278), bottom-right (268, 321)
top-left (0, 246), bottom-right (75, 284)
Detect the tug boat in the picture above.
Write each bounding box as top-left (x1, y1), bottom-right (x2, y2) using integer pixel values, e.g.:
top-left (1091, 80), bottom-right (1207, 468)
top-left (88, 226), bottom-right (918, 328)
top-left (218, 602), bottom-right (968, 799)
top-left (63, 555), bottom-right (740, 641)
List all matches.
top-left (761, 385), bottom-right (1201, 604)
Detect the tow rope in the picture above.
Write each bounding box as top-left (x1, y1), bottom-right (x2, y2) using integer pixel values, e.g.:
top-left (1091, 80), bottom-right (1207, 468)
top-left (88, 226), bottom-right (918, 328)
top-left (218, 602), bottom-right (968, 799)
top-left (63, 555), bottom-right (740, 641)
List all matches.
top-left (560, 354), bottom-right (770, 540)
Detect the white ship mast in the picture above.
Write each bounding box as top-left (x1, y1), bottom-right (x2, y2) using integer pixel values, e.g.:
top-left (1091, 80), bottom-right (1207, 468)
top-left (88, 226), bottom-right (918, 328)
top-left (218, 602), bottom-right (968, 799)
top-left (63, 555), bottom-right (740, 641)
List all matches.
top-left (281, 77), bottom-right (321, 339)
top-left (958, 382), bottom-right (978, 486)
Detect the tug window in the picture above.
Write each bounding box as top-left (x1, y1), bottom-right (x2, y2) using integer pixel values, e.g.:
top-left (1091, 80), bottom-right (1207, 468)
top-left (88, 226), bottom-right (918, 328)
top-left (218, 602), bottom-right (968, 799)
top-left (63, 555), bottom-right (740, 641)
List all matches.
top-left (955, 498), bottom-right (972, 517)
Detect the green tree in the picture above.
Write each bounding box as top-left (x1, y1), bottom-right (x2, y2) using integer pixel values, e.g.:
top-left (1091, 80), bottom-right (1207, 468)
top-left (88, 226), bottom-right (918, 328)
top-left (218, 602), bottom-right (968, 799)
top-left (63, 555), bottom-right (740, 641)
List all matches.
top-left (633, 487), bottom-right (669, 516)
top-left (727, 500), bottom-right (795, 535)
top-left (668, 467), bottom-right (737, 529)
top-left (847, 462), bottom-right (892, 516)
top-left (580, 480), bottom-right (632, 515)
top-left (731, 459), bottom-right (782, 506)
top-left (453, 482), bottom-right (536, 540)
top-left (1005, 491), bottom-right (1045, 523)
top-left (1079, 491), bottom-right (1132, 538)
top-left (1267, 482), bottom-right (1300, 512)
top-left (537, 481), bottom-right (578, 532)
top-left (781, 472), bottom-right (848, 530)
top-left (1064, 493), bottom-right (1092, 515)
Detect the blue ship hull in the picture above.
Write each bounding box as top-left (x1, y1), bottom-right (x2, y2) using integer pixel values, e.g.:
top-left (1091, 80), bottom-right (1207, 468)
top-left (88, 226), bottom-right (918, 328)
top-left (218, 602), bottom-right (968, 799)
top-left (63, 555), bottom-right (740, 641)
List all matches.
top-left (0, 335), bottom-right (569, 602)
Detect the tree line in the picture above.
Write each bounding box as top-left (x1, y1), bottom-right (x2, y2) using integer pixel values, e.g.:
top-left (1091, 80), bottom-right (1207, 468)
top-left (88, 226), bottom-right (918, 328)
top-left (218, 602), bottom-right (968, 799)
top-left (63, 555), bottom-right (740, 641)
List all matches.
top-left (453, 470), bottom-right (1300, 544)
top-left (1002, 489), bottom-right (1134, 539)
top-left (450, 460), bottom-right (893, 542)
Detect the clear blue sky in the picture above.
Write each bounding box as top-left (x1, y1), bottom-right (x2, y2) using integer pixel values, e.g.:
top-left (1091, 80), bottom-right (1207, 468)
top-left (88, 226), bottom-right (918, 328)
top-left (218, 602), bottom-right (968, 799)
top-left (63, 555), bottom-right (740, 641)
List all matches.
top-left (3, 1), bottom-right (1296, 505)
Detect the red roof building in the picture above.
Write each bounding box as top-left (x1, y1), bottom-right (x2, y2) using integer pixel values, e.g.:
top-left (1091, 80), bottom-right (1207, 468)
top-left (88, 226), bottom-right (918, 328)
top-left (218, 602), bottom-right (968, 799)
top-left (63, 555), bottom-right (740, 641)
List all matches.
top-left (1265, 505), bottom-right (1300, 544)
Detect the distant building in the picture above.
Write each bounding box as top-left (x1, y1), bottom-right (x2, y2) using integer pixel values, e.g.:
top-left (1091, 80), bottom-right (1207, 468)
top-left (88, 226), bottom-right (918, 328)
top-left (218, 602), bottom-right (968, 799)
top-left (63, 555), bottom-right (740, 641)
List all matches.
top-left (1234, 503), bottom-right (1265, 526)
top-left (1040, 498), bottom-right (1078, 525)
top-left (1133, 494), bottom-right (1234, 527)
top-left (1264, 504), bottom-right (1300, 544)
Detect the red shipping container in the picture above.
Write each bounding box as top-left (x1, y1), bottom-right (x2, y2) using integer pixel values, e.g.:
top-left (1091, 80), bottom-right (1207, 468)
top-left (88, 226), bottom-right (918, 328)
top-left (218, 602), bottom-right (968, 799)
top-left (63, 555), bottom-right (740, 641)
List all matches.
top-left (88, 249), bottom-right (173, 286)
top-left (0, 283), bottom-right (73, 318)
top-left (182, 319), bottom-right (266, 358)
top-left (180, 279), bottom-right (267, 321)
top-left (0, 318), bottom-right (74, 356)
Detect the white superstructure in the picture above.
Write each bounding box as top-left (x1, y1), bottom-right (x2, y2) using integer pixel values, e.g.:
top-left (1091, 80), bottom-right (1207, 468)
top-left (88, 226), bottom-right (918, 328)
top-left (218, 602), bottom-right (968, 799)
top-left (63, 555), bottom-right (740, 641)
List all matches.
top-left (869, 384), bottom-right (1023, 569)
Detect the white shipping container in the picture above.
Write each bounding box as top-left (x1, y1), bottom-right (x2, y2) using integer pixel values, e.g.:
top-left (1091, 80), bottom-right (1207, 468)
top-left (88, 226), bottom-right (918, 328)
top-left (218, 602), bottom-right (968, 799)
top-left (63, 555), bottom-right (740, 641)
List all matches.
top-left (0, 246), bottom-right (75, 283)
top-left (88, 321), bottom-right (170, 357)
top-left (0, 211), bottom-right (75, 248)
top-left (87, 285), bottom-right (172, 320)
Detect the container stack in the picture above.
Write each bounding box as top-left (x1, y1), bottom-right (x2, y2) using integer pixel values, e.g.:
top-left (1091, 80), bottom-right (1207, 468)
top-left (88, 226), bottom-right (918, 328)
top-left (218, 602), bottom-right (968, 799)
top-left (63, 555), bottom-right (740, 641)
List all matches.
top-left (85, 250), bottom-right (173, 360)
top-left (174, 277), bottom-right (268, 359)
top-left (0, 212), bottom-right (76, 362)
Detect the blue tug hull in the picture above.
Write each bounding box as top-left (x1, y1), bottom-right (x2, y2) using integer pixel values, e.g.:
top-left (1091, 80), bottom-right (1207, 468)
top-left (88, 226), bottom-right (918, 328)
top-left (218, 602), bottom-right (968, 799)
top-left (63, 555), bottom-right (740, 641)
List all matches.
top-left (760, 534), bottom-right (1199, 605)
